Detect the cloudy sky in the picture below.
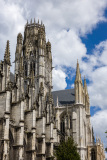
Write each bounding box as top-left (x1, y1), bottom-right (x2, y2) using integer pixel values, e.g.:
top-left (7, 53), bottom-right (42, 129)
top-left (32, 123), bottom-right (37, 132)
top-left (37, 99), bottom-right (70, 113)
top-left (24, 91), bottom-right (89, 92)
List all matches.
top-left (0, 0), bottom-right (107, 156)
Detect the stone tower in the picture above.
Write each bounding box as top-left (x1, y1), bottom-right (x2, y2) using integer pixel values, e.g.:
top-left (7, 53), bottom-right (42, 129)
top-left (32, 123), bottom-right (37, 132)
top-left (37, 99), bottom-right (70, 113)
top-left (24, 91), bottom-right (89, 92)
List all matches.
top-left (0, 20), bottom-right (105, 160)
top-left (0, 20), bottom-right (54, 160)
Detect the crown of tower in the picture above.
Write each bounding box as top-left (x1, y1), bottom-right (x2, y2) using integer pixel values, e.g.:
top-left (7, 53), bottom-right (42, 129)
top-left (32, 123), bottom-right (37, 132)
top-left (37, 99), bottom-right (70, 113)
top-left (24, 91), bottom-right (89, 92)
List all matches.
top-left (75, 60), bottom-right (82, 82)
top-left (25, 19), bottom-right (45, 29)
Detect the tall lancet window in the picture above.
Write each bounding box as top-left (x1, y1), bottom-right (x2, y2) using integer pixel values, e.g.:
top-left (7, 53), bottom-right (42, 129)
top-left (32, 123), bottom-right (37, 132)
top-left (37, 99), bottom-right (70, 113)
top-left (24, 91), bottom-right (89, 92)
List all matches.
top-left (70, 116), bottom-right (72, 129)
top-left (30, 51), bottom-right (33, 56)
top-left (24, 63), bottom-right (27, 77)
top-left (33, 62), bottom-right (35, 76)
top-left (60, 117), bottom-right (65, 134)
top-left (30, 62), bottom-right (32, 75)
top-left (91, 148), bottom-right (96, 160)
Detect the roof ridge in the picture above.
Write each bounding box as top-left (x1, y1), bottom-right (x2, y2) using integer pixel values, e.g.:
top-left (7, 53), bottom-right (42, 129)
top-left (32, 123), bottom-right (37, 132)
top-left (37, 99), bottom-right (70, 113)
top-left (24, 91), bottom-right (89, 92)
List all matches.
top-left (52, 88), bottom-right (74, 93)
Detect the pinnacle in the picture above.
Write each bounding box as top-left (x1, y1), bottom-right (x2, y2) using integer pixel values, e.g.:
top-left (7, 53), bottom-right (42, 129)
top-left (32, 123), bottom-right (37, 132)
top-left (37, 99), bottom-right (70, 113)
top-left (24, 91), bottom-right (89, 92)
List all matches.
top-left (34, 18), bottom-right (35, 23)
top-left (57, 96), bottom-right (59, 107)
top-left (41, 20), bottom-right (43, 25)
top-left (75, 60), bottom-right (81, 81)
top-left (26, 18), bottom-right (44, 28)
top-left (31, 19), bottom-right (32, 24)
top-left (84, 76), bottom-right (86, 85)
top-left (84, 76), bottom-right (87, 89)
top-left (47, 39), bottom-right (51, 46)
top-left (4, 40), bottom-right (11, 65)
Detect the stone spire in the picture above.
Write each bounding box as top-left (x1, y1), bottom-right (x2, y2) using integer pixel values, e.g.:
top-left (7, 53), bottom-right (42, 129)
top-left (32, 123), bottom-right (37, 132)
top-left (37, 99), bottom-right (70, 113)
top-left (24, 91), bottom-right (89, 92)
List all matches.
top-left (46, 40), bottom-right (52, 60)
top-left (34, 18), bottom-right (35, 23)
top-left (31, 19), bottom-right (32, 24)
top-left (4, 40), bottom-right (11, 65)
top-left (75, 60), bottom-right (83, 104)
top-left (75, 60), bottom-right (81, 82)
top-left (41, 20), bottom-right (43, 25)
top-left (84, 76), bottom-right (88, 94)
top-left (84, 76), bottom-right (90, 113)
top-left (57, 96), bottom-right (59, 107)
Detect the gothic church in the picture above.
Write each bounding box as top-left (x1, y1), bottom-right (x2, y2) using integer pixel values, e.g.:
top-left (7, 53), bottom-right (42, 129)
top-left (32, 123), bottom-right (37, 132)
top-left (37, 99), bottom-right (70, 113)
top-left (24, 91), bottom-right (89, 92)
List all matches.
top-left (0, 20), bottom-right (105, 160)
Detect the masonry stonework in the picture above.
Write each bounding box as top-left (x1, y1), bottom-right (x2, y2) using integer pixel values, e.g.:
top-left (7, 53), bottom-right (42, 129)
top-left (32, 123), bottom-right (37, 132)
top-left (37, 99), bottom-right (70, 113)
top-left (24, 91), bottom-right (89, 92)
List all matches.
top-left (0, 20), bottom-right (105, 160)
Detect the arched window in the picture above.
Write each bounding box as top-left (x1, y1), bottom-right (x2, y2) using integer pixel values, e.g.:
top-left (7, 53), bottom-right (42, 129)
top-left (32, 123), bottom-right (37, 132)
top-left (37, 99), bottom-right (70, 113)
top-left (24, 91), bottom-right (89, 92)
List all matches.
top-left (9, 129), bottom-right (14, 160)
top-left (30, 62), bottom-right (32, 74)
top-left (30, 51), bottom-right (33, 56)
top-left (70, 116), bottom-right (72, 129)
top-left (91, 148), bottom-right (96, 160)
top-left (33, 62), bottom-right (35, 76)
top-left (60, 118), bottom-right (65, 134)
top-left (24, 63), bottom-right (27, 77)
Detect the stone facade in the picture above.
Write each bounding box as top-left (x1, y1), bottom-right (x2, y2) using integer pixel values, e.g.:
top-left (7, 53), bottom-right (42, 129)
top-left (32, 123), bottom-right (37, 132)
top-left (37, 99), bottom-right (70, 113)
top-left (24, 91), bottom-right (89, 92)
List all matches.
top-left (0, 20), bottom-right (105, 160)
top-left (87, 138), bottom-right (105, 160)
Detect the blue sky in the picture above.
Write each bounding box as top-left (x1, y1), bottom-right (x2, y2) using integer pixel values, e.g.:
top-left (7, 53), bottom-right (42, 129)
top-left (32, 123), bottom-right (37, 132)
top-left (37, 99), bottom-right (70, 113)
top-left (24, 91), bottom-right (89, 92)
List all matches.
top-left (0, 0), bottom-right (107, 157)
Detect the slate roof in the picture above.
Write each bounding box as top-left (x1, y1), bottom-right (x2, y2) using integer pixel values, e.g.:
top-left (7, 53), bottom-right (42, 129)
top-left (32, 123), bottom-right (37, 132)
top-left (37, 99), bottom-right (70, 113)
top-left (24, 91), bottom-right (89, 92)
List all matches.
top-left (52, 89), bottom-right (75, 106)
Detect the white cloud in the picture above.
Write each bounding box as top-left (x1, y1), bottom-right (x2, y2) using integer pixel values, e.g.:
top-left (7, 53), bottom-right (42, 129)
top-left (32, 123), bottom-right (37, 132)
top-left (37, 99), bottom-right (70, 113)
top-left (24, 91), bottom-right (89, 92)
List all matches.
top-left (0, 0), bottom-right (107, 71)
top-left (88, 66), bottom-right (107, 108)
top-left (52, 29), bottom-right (87, 67)
top-left (17, 0), bottom-right (107, 35)
top-left (0, 0), bottom-right (26, 72)
top-left (52, 68), bottom-right (67, 91)
top-left (79, 40), bottom-right (107, 109)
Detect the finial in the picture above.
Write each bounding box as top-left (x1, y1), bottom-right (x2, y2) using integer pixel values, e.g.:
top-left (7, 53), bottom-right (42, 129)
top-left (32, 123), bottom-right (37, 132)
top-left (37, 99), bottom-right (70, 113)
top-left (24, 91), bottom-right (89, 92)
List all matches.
top-left (31, 19), bottom-right (32, 24)
top-left (38, 19), bottom-right (39, 24)
top-left (0, 61), bottom-right (1, 71)
top-left (27, 19), bottom-right (28, 25)
top-left (96, 135), bottom-right (98, 142)
top-left (41, 20), bottom-right (43, 25)
top-left (57, 96), bottom-right (59, 107)
top-left (84, 76), bottom-right (86, 84)
top-left (99, 137), bottom-right (101, 143)
top-left (75, 59), bottom-right (81, 81)
top-left (84, 76), bottom-right (88, 93)
top-left (4, 40), bottom-right (11, 65)
top-left (66, 105), bottom-right (68, 114)
top-left (34, 18), bottom-right (35, 23)
top-left (77, 59), bottom-right (79, 67)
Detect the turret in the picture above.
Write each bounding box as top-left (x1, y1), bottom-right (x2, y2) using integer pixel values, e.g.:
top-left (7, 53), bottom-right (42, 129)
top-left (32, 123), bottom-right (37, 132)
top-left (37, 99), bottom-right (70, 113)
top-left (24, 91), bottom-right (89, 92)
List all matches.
top-left (4, 40), bottom-right (11, 65)
top-left (56, 96), bottom-right (59, 107)
top-left (75, 60), bottom-right (83, 104)
top-left (84, 77), bottom-right (88, 95)
top-left (1, 41), bottom-right (11, 91)
top-left (46, 40), bottom-right (52, 60)
top-left (17, 33), bottom-right (23, 45)
top-left (15, 33), bottom-right (23, 76)
top-left (84, 77), bottom-right (90, 114)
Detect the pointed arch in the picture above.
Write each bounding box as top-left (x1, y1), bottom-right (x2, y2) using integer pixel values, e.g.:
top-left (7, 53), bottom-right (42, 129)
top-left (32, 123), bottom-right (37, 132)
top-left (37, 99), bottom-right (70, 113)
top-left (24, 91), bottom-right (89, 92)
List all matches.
top-left (9, 129), bottom-right (14, 160)
top-left (91, 148), bottom-right (96, 160)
